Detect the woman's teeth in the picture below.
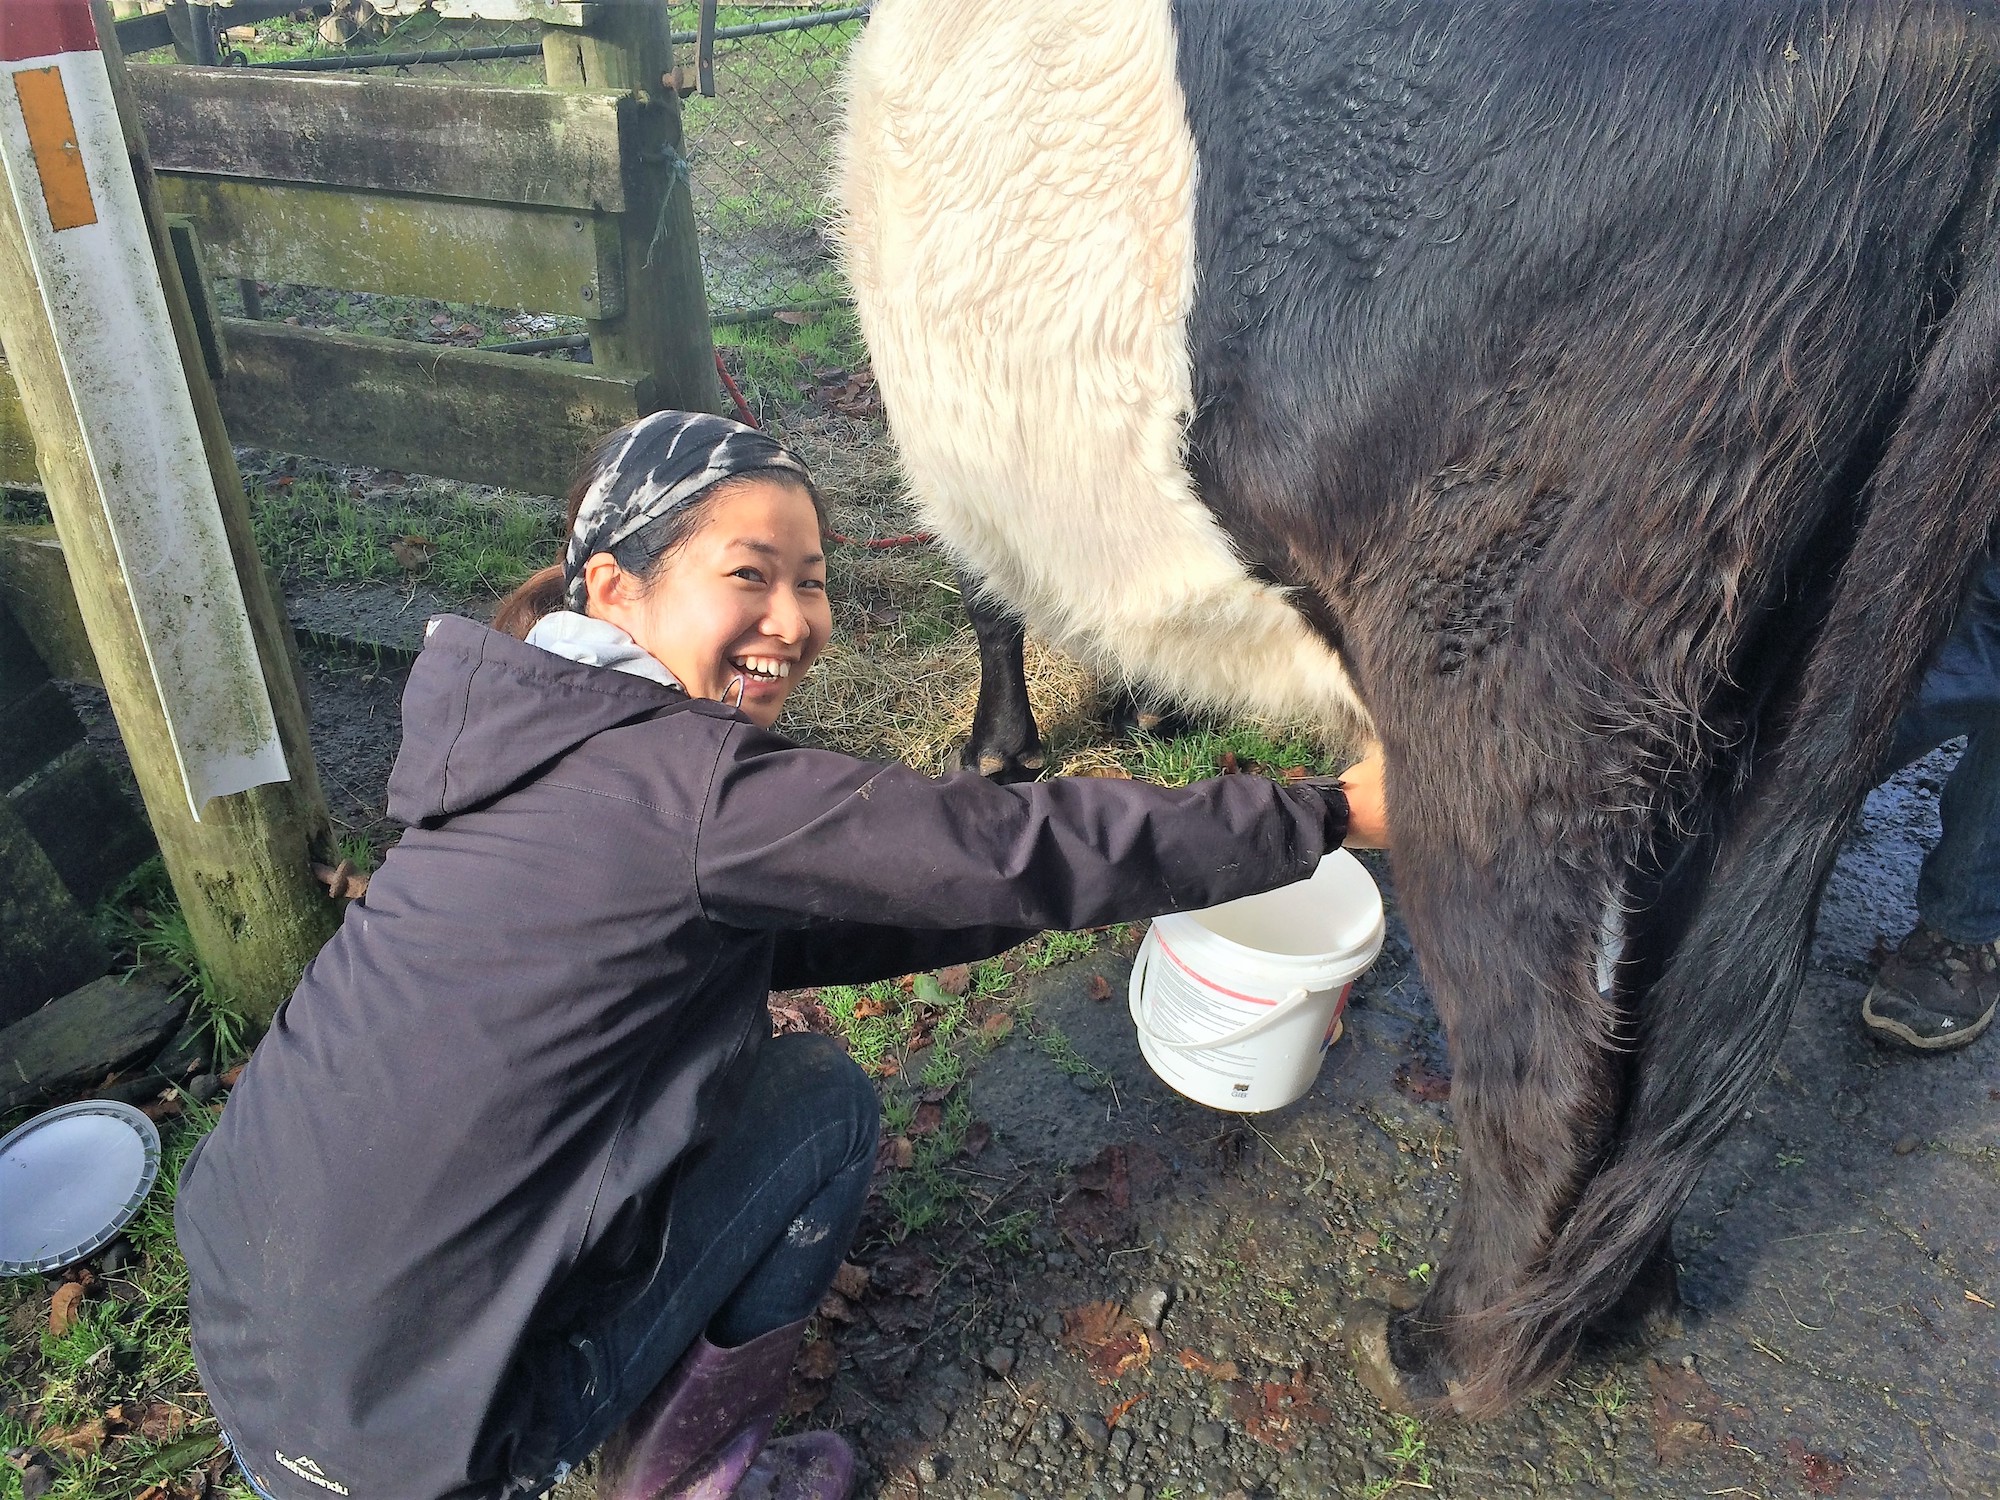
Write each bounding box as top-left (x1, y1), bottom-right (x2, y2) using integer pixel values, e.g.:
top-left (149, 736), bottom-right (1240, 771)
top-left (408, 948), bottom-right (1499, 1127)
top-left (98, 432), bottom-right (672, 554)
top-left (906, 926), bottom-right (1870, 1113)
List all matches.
top-left (733, 656), bottom-right (791, 682)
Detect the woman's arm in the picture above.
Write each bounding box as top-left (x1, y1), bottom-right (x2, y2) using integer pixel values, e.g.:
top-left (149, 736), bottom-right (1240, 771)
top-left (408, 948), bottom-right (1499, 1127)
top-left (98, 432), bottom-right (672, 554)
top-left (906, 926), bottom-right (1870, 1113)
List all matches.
top-left (769, 918), bottom-right (1039, 990)
top-left (694, 724), bottom-right (1351, 935)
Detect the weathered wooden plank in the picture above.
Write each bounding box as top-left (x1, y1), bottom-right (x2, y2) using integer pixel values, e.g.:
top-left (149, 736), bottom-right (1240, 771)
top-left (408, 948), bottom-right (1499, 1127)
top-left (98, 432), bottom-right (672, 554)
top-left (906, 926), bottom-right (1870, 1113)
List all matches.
top-left (155, 173), bottom-right (623, 317)
top-left (543, 5), bottom-right (717, 410)
top-left (217, 319), bottom-right (648, 495)
top-left (129, 68), bottom-right (627, 212)
top-left (0, 357), bottom-right (36, 489)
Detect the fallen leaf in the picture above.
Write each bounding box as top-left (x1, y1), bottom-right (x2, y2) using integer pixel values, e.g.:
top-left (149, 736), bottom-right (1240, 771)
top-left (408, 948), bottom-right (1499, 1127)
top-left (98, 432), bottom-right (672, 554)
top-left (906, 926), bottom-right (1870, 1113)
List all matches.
top-left (772, 308), bottom-right (819, 326)
top-left (1063, 1301), bottom-right (1153, 1383)
top-left (1784, 1438), bottom-right (1851, 1495)
top-left (853, 995), bottom-right (888, 1020)
top-left (1087, 974), bottom-right (1112, 1002)
top-left (1227, 1370), bottom-right (1333, 1451)
top-left (1219, 751), bottom-right (1242, 774)
top-left (1179, 1349), bottom-right (1241, 1383)
top-left (1647, 1359), bottom-right (1724, 1464)
top-left (40, 1418), bottom-right (106, 1458)
top-left (866, 1245), bottom-right (942, 1298)
top-left (140, 1092), bottom-right (182, 1123)
top-left (874, 1056), bottom-right (901, 1078)
top-left (390, 535), bottom-right (438, 573)
top-left (935, 964), bottom-right (971, 997)
top-left (132, 1401), bottom-right (188, 1442)
top-left (1105, 1392), bottom-right (1145, 1428)
top-left (48, 1282), bottom-right (84, 1336)
top-left (909, 1101), bottom-right (944, 1137)
top-left (886, 1136), bottom-right (915, 1170)
top-left (816, 1289), bottom-right (860, 1324)
top-left (1393, 1060), bottom-right (1452, 1103)
top-left (980, 1012), bottom-right (1014, 1042)
top-left (962, 1120), bottom-right (993, 1157)
top-left (831, 1262), bottom-right (870, 1300)
top-left (220, 1063), bottom-right (245, 1087)
top-left (795, 1338), bottom-right (840, 1380)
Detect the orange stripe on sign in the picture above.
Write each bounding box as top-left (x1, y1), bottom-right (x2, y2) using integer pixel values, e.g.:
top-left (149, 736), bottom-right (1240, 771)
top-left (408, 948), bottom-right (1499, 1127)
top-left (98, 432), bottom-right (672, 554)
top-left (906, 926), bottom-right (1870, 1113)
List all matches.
top-left (14, 65), bottom-right (95, 231)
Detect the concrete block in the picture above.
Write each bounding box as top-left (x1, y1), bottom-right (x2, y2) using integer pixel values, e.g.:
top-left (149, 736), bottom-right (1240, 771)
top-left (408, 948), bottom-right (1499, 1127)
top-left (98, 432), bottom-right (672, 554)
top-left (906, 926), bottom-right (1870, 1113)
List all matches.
top-left (0, 970), bottom-right (186, 1111)
top-left (0, 679), bottom-right (85, 792)
top-left (0, 793), bottom-right (108, 1027)
top-left (0, 524), bottom-right (96, 685)
top-left (11, 753), bottom-right (156, 909)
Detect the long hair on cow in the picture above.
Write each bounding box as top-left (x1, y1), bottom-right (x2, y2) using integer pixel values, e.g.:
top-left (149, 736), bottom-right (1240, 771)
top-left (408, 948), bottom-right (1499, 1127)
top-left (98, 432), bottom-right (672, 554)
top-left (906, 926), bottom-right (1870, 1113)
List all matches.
top-left (836, 0), bottom-right (2000, 1413)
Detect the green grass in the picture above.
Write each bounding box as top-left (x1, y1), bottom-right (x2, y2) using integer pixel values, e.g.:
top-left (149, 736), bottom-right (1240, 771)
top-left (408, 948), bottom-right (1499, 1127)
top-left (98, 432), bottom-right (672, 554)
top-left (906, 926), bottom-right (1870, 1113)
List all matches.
top-left (1023, 929), bottom-right (1097, 972)
top-left (1120, 724), bottom-right (1340, 787)
top-left (713, 303), bottom-right (870, 410)
top-left (1362, 1413), bottom-right (1435, 1498)
top-left (93, 859), bottom-right (253, 1070)
top-left (880, 1090), bottom-right (975, 1239)
top-left (248, 473), bottom-right (562, 603)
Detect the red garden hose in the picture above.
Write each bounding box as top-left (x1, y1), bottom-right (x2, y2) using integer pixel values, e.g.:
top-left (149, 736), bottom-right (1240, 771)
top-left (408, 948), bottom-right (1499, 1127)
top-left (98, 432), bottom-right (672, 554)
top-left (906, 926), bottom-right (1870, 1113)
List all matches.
top-left (714, 350), bottom-right (934, 551)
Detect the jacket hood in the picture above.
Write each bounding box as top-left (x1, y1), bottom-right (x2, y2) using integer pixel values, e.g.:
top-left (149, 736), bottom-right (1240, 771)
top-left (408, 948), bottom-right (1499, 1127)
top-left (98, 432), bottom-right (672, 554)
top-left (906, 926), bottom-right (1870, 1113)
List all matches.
top-left (387, 616), bottom-right (731, 824)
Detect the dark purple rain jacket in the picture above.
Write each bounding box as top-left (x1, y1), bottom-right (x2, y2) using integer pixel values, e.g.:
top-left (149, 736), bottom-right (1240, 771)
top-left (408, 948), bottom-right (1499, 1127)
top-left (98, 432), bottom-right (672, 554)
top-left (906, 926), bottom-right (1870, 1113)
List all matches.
top-left (175, 617), bottom-right (1349, 1500)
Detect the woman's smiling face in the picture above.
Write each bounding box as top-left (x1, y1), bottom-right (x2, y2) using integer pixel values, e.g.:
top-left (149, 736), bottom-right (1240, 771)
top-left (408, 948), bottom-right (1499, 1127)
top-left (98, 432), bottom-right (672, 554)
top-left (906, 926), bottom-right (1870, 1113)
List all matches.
top-left (583, 476), bottom-right (830, 727)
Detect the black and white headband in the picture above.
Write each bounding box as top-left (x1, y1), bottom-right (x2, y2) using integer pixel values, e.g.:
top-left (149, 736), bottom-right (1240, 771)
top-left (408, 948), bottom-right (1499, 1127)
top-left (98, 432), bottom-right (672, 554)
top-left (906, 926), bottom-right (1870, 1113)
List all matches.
top-left (562, 411), bottom-right (809, 612)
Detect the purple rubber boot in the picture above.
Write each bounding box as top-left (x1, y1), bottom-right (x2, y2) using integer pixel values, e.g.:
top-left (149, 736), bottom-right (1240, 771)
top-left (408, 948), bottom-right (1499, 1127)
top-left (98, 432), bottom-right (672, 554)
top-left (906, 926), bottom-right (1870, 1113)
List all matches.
top-left (594, 1318), bottom-right (854, 1500)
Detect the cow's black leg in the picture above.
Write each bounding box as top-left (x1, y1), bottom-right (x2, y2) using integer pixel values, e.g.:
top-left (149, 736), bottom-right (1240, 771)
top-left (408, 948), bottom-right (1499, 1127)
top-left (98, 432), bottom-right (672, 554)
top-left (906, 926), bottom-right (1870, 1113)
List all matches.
top-left (1340, 698), bottom-right (1635, 1415)
top-left (959, 575), bottom-right (1045, 782)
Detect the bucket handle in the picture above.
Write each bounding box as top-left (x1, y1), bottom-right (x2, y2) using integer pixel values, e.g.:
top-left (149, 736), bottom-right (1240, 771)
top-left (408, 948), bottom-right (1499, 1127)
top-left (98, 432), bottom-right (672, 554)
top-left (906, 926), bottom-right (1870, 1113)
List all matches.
top-left (1128, 930), bottom-right (1315, 1053)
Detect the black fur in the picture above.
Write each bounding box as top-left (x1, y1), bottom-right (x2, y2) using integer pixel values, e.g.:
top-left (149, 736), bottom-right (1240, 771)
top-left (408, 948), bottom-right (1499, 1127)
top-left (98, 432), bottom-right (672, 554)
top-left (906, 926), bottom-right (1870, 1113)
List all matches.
top-left (958, 0), bottom-right (2000, 1413)
top-left (1170, 0), bottom-right (2000, 1412)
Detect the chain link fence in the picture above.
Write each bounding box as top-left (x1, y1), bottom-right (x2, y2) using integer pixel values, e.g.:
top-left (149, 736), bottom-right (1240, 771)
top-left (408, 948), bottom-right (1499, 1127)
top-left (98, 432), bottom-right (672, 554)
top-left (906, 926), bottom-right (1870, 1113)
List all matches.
top-left (230, 2), bottom-right (546, 80)
top-left (667, 3), bottom-right (868, 319)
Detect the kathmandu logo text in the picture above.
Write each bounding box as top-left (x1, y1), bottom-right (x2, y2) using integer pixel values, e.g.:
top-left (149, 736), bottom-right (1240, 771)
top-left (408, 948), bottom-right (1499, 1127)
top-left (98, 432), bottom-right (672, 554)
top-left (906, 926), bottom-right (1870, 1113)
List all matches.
top-left (274, 1451), bottom-right (350, 1495)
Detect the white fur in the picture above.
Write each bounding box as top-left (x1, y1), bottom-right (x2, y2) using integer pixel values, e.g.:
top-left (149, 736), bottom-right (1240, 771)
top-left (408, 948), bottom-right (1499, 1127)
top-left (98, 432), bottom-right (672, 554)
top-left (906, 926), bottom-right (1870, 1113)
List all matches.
top-left (834, 0), bottom-right (1369, 738)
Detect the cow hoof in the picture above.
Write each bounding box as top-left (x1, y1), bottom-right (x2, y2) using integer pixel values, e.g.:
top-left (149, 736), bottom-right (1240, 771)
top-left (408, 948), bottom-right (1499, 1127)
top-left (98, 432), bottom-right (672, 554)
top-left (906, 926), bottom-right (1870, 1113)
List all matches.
top-left (963, 742), bottom-right (1045, 783)
top-left (1584, 1250), bottom-right (1686, 1351)
top-left (1349, 1304), bottom-right (1417, 1415)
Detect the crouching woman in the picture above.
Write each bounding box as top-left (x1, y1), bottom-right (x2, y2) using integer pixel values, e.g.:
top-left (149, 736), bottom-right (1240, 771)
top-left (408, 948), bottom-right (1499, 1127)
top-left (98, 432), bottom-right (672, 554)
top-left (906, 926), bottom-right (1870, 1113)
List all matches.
top-left (176, 413), bottom-right (1387, 1500)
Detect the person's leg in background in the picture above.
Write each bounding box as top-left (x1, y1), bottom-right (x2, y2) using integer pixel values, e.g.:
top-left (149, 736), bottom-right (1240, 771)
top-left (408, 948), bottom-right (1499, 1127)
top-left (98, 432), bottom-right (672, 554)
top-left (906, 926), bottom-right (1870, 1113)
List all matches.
top-left (508, 1031), bottom-right (879, 1500)
top-left (1862, 556), bottom-right (2000, 1052)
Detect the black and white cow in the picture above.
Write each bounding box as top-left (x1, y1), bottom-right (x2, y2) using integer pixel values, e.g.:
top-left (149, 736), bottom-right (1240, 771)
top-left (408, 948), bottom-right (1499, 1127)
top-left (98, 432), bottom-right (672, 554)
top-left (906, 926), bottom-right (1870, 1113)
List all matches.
top-left (836, 0), bottom-right (2000, 1414)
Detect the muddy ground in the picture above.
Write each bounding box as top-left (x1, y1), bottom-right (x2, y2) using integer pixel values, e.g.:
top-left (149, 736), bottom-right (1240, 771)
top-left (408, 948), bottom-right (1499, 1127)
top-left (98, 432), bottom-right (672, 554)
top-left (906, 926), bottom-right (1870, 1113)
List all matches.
top-left (77, 613), bottom-right (1995, 1500)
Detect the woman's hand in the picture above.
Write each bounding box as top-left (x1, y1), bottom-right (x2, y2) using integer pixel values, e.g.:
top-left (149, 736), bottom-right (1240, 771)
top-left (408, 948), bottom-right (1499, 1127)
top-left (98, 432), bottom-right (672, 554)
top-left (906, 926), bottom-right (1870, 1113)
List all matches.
top-left (1337, 745), bottom-right (1390, 850)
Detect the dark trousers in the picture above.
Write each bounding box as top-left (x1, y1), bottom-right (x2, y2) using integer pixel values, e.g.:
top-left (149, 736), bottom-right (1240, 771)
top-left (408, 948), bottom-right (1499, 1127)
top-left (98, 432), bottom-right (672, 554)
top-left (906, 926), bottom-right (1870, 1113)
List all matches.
top-left (1883, 555), bottom-right (2000, 945)
top-left (508, 1032), bottom-right (880, 1495)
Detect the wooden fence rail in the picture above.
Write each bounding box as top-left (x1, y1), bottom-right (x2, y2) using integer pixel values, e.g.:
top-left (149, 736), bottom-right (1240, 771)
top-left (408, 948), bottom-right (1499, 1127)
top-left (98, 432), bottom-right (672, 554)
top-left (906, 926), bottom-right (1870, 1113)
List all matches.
top-left (0, 9), bottom-right (713, 499)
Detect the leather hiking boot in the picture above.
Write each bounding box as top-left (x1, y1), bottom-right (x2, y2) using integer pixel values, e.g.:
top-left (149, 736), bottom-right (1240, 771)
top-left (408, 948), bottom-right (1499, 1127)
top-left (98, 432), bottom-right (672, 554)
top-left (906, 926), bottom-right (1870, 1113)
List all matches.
top-left (1861, 924), bottom-right (2000, 1053)
top-left (595, 1319), bottom-right (854, 1500)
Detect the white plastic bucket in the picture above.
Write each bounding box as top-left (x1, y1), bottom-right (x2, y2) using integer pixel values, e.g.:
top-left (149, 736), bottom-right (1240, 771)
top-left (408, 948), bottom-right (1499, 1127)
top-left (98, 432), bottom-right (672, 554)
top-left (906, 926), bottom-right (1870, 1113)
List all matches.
top-left (1129, 850), bottom-right (1385, 1112)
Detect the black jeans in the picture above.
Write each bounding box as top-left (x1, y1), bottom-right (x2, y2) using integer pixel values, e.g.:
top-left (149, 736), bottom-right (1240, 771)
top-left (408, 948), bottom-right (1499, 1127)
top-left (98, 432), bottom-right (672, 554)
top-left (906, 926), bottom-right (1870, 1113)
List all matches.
top-left (1882, 554), bottom-right (2000, 944)
top-left (507, 1032), bottom-right (879, 1495)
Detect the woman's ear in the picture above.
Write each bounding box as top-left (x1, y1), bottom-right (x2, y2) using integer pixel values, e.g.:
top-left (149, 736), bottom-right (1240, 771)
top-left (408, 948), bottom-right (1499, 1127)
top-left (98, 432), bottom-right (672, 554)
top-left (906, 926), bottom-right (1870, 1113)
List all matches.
top-left (580, 553), bottom-right (631, 619)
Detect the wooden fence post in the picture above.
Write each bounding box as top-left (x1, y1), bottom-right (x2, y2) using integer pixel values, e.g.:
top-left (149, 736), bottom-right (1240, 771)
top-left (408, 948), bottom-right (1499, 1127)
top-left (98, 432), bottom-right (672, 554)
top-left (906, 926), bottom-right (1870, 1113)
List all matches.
top-left (543, 3), bottom-right (718, 415)
top-left (0, 2), bottom-right (337, 1027)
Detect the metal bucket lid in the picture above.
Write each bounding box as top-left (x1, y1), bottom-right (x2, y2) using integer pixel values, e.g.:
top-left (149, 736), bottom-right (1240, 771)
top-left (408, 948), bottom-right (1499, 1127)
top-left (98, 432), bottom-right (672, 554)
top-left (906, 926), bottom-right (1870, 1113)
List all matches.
top-left (0, 1100), bottom-right (162, 1276)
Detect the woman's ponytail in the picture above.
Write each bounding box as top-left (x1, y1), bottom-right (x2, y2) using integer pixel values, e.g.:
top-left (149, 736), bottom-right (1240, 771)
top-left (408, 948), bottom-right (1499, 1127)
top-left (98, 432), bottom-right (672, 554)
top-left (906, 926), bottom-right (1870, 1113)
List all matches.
top-left (491, 563), bottom-right (568, 640)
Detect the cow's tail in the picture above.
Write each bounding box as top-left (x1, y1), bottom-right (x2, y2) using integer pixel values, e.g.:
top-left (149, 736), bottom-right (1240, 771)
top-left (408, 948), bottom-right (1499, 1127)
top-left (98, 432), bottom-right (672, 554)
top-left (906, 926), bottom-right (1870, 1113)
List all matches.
top-left (1455, 215), bottom-right (2000, 1416)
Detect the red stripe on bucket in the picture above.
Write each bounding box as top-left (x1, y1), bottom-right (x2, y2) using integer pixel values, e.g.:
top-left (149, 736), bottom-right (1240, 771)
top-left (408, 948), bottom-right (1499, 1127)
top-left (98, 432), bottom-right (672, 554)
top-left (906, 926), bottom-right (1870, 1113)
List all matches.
top-left (1152, 929), bottom-right (1279, 1006)
top-left (1, 1), bottom-right (99, 61)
